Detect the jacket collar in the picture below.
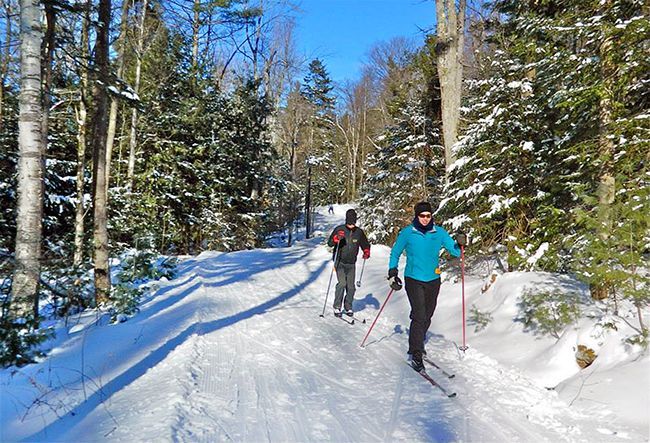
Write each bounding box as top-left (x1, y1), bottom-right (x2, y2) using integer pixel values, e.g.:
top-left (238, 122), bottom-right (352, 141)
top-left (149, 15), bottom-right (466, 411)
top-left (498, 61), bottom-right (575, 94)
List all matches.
top-left (412, 216), bottom-right (435, 234)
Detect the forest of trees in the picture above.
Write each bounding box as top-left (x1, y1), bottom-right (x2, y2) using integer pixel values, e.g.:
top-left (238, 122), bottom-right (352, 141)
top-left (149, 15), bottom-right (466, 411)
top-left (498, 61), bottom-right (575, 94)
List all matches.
top-left (1, 0), bottom-right (648, 365)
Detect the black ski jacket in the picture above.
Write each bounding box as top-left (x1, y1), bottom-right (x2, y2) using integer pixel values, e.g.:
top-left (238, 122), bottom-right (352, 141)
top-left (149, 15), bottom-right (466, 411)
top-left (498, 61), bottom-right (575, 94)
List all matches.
top-left (327, 225), bottom-right (370, 265)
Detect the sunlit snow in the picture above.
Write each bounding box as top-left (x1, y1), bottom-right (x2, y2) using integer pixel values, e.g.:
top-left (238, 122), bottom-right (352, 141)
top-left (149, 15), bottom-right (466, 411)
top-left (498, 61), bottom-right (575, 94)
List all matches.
top-left (1, 205), bottom-right (647, 442)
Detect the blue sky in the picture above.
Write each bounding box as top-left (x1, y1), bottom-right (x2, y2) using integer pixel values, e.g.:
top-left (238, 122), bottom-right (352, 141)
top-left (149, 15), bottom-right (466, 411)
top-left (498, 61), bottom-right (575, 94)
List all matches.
top-left (294, 0), bottom-right (436, 84)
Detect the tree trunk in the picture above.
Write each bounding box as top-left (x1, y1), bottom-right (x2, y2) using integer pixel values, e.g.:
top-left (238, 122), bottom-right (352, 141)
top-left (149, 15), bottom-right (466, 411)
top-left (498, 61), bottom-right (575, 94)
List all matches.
top-left (250, 1), bottom-right (264, 82)
top-left (435, 0), bottom-right (465, 171)
top-left (105, 0), bottom-right (131, 193)
top-left (73, 102), bottom-right (87, 267)
top-left (91, 0), bottom-right (112, 305)
top-left (192, 0), bottom-right (200, 71)
top-left (127, 0), bottom-right (148, 186)
top-left (73, 0), bottom-right (91, 267)
top-left (592, 0), bottom-right (616, 301)
top-left (12, 0), bottom-right (43, 320)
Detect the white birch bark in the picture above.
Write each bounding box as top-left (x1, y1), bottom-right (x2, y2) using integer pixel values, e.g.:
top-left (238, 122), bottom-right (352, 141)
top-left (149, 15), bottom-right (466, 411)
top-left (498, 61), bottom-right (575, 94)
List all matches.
top-left (105, 0), bottom-right (131, 193)
top-left (12, 0), bottom-right (43, 319)
top-left (73, 0), bottom-right (91, 266)
top-left (126, 0), bottom-right (148, 186)
top-left (191, 0), bottom-right (200, 70)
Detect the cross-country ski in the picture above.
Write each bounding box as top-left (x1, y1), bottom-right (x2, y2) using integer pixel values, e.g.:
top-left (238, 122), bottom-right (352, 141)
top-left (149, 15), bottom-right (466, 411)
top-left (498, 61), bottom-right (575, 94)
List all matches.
top-left (423, 356), bottom-right (455, 379)
top-left (407, 362), bottom-right (457, 398)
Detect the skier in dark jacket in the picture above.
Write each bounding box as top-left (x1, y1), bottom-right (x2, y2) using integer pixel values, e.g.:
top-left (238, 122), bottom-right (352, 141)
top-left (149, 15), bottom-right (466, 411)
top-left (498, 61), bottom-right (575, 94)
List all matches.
top-left (327, 209), bottom-right (371, 317)
top-left (387, 201), bottom-right (467, 372)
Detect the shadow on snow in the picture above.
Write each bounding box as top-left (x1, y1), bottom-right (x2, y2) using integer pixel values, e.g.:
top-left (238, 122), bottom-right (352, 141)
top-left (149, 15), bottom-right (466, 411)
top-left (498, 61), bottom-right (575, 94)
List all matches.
top-left (23, 255), bottom-right (327, 442)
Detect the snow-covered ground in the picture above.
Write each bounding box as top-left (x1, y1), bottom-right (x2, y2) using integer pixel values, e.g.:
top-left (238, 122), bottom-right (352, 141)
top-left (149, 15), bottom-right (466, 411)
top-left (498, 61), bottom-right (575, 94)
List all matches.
top-left (1, 204), bottom-right (648, 442)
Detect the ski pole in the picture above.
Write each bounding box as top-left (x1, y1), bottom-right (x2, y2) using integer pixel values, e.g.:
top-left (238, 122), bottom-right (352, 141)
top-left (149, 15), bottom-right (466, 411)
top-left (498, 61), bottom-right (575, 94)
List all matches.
top-left (459, 245), bottom-right (468, 351)
top-left (360, 288), bottom-right (395, 347)
top-left (320, 243), bottom-right (341, 317)
top-left (355, 258), bottom-right (366, 287)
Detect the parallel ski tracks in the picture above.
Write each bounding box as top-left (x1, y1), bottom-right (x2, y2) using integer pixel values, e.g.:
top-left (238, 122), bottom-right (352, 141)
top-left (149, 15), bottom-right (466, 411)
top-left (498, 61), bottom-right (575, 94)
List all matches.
top-left (142, 252), bottom-right (580, 443)
top-left (171, 265), bottom-right (388, 442)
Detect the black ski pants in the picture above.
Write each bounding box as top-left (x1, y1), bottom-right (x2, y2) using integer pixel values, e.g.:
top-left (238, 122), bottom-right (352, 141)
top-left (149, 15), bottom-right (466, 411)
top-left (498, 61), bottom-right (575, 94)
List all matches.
top-left (405, 277), bottom-right (442, 355)
top-left (333, 262), bottom-right (356, 311)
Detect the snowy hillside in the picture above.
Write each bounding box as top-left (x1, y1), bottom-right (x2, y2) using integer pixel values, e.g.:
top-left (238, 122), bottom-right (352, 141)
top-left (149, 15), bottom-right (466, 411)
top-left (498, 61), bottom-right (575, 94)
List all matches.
top-left (1, 205), bottom-right (648, 442)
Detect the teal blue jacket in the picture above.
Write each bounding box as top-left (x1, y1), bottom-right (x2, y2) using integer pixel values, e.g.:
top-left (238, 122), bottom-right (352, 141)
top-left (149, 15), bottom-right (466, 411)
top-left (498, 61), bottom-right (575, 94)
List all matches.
top-left (389, 224), bottom-right (461, 282)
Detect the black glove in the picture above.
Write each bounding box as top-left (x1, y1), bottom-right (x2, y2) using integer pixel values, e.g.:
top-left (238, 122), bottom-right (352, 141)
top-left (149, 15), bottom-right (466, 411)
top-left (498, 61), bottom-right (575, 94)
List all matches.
top-left (388, 268), bottom-right (398, 278)
top-left (388, 275), bottom-right (402, 291)
top-left (456, 232), bottom-right (467, 247)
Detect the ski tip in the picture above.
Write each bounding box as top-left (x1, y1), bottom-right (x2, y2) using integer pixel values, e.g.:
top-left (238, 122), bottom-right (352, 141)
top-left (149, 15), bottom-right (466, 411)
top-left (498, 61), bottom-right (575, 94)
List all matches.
top-left (448, 392), bottom-right (457, 398)
top-left (448, 374), bottom-right (456, 379)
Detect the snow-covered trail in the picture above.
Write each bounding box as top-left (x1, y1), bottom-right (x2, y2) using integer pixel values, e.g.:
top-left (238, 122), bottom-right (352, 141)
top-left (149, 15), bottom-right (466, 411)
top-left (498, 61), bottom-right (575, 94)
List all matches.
top-left (3, 208), bottom-right (645, 442)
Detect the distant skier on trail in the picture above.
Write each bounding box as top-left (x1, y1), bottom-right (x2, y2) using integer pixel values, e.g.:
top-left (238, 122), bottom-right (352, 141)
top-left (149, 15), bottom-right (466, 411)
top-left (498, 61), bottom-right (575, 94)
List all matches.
top-left (327, 209), bottom-right (370, 318)
top-left (387, 201), bottom-right (466, 372)
top-left (328, 205), bottom-right (334, 214)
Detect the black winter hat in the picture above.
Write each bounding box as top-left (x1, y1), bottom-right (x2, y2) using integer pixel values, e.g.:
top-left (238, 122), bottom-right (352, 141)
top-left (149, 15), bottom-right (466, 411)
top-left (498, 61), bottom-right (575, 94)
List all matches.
top-left (414, 201), bottom-right (433, 216)
top-left (345, 209), bottom-right (357, 225)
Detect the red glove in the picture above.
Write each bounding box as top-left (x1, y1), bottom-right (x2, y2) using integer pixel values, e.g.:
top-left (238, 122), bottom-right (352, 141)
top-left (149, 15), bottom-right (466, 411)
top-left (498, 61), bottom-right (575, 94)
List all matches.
top-left (362, 248), bottom-right (370, 259)
top-left (333, 230), bottom-right (345, 244)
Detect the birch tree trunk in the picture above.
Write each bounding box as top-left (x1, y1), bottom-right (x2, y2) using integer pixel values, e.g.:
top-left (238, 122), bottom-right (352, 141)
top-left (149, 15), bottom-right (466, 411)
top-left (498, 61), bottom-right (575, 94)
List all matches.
top-left (435, 0), bottom-right (465, 171)
top-left (191, 0), bottom-right (200, 71)
top-left (73, 0), bottom-right (91, 266)
top-left (91, 0), bottom-right (112, 305)
top-left (12, 0), bottom-right (43, 320)
top-left (105, 0), bottom-right (131, 193)
top-left (126, 0), bottom-right (148, 186)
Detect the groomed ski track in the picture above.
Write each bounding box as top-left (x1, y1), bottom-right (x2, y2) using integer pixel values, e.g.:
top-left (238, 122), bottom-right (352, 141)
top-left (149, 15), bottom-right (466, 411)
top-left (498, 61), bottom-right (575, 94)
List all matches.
top-left (16, 210), bottom-right (638, 443)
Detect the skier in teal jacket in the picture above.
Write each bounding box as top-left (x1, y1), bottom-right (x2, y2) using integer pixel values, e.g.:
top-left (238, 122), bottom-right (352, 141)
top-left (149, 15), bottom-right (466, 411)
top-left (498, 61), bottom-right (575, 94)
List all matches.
top-left (387, 201), bottom-right (466, 372)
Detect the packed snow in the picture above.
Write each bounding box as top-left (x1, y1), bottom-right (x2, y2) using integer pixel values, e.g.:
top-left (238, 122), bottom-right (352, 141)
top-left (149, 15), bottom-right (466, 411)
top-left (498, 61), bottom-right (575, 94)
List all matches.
top-left (1, 205), bottom-right (648, 442)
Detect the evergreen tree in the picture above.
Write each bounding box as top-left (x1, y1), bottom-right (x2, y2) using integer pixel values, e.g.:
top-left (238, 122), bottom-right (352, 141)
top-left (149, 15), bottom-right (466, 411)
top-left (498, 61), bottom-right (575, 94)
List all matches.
top-left (439, 0), bottom-right (649, 309)
top-left (111, 33), bottom-right (283, 253)
top-left (359, 39), bottom-right (445, 244)
top-left (301, 59), bottom-right (336, 118)
top-left (300, 59), bottom-right (340, 207)
top-left (360, 95), bottom-right (444, 244)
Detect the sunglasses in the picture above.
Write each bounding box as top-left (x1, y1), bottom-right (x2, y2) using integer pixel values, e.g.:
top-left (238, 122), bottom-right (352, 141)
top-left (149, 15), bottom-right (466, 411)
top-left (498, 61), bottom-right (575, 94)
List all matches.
top-left (417, 213), bottom-right (432, 219)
